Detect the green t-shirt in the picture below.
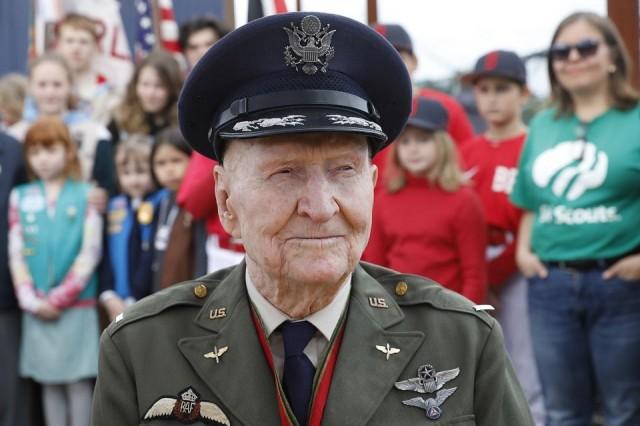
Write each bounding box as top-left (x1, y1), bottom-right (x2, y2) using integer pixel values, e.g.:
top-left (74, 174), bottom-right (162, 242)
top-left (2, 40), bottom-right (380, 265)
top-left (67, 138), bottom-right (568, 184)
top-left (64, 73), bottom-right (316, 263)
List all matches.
top-left (511, 105), bottom-right (640, 261)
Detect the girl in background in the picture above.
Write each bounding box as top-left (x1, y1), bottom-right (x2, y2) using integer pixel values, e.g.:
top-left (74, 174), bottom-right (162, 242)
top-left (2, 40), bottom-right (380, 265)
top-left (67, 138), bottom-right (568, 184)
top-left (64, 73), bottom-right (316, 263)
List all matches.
top-left (109, 50), bottom-right (182, 145)
top-left (364, 98), bottom-right (487, 304)
top-left (151, 127), bottom-right (206, 291)
top-left (8, 117), bottom-right (102, 426)
top-left (100, 135), bottom-right (166, 321)
top-left (7, 53), bottom-right (115, 208)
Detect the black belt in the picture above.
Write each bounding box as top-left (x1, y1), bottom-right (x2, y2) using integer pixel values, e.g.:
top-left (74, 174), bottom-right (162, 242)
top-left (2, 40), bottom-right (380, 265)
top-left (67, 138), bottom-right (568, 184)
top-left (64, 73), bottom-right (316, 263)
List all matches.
top-left (546, 257), bottom-right (623, 270)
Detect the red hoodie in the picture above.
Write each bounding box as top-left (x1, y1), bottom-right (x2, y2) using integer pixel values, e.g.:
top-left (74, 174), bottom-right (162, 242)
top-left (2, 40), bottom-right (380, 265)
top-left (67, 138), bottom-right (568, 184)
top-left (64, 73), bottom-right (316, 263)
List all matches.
top-left (460, 133), bottom-right (525, 288)
top-left (363, 174), bottom-right (487, 304)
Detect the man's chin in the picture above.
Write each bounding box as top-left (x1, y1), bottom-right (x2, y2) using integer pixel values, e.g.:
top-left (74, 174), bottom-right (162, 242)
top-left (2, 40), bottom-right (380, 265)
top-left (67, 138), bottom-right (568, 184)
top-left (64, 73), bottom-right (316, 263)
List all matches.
top-left (285, 258), bottom-right (353, 286)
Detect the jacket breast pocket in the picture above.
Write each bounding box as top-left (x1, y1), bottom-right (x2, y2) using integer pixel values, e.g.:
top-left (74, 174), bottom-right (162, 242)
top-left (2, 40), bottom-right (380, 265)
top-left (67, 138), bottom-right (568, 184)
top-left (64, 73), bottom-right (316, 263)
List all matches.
top-left (438, 414), bottom-right (476, 425)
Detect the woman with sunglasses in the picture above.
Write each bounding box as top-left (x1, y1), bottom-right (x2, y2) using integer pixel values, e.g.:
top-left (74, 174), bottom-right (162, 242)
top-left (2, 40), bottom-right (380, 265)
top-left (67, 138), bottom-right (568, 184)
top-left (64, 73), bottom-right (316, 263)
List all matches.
top-left (511, 12), bottom-right (640, 426)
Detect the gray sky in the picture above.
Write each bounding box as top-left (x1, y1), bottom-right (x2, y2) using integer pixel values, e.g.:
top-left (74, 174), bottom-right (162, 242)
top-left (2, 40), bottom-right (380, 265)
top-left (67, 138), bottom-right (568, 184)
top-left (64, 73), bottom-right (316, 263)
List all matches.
top-left (236, 0), bottom-right (607, 96)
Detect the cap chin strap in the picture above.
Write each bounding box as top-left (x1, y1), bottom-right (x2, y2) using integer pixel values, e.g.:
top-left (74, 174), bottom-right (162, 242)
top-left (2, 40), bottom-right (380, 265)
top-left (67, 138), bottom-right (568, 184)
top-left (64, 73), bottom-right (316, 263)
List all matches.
top-left (213, 89), bottom-right (380, 130)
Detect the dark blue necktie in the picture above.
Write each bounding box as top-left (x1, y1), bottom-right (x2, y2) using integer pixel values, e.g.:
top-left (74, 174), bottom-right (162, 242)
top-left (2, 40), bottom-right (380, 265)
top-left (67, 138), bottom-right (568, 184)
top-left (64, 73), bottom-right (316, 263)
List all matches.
top-left (281, 320), bottom-right (316, 426)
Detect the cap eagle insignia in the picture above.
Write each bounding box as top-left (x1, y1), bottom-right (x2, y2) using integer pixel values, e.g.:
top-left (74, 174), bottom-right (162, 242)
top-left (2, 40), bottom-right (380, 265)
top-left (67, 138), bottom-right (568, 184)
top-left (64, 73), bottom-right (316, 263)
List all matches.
top-left (143, 387), bottom-right (230, 425)
top-left (283, 15), bottom-right (336, 75)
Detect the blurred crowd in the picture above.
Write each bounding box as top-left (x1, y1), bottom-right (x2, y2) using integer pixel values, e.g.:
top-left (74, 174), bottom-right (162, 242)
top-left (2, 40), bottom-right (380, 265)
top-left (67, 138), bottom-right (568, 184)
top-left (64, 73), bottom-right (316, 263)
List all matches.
top-left (1, 8), bottom-right (640, 426)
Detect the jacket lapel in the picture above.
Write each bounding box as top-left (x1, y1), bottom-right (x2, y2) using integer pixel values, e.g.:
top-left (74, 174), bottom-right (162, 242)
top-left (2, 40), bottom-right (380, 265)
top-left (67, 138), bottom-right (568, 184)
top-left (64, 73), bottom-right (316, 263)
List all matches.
top-left (177, 263), bottom-right (281, 425)
top-left (322, 265), bottom-right (424, 425)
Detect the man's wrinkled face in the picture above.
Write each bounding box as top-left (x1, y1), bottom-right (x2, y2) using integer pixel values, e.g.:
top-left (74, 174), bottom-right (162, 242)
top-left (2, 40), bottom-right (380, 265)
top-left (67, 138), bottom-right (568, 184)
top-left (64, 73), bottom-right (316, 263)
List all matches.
top-left (215, 133), bottom-right (377, 287)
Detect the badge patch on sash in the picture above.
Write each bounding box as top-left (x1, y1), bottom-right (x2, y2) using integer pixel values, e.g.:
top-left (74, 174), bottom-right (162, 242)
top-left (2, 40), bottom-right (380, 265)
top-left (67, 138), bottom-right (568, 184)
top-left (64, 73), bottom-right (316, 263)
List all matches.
top-left (143, 387), bottom-right (230, 425)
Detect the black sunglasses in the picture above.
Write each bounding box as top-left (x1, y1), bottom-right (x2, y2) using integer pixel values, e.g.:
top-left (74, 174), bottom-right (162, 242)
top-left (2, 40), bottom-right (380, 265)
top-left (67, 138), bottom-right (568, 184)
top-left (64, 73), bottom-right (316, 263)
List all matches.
top-left (549, 39), bottom-right (601, 61)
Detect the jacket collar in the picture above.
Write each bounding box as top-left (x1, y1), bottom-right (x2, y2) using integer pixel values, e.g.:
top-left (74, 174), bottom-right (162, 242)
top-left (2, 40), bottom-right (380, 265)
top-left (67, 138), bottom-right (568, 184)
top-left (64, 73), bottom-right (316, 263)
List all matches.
top-left (179, 262), bottom-right (424, 425)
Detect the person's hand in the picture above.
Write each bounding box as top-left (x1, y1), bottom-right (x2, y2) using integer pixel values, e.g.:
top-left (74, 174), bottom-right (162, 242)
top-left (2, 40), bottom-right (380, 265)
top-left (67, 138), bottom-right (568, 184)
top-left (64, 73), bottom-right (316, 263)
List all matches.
top-left (516, 248), bottom-right (548, 279)
top-left (603, 254), bottom-right (640, 281)
top-left (36, 301), bottom-right (61, 321)
top-left (103, 296), bottom-right (127, 322)
top-left (88, 186), bottom-right (108, 214)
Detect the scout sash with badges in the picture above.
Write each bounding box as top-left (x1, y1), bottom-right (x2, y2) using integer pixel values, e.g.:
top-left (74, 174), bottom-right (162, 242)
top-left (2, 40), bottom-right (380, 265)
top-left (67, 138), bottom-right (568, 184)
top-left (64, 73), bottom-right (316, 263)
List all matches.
top-left (108, 190), bottom-right (167, 300)
top-left (17, 180), bottom-right (96, 300)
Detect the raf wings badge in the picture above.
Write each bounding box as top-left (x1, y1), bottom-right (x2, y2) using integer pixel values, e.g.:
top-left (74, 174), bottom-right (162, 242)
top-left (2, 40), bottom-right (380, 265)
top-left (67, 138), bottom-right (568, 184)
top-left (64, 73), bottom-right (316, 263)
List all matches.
top-left (402, 387), bottom-right (457, 420)
top-left (395, 364), bottom-right (460, 394)
top-left (283, 15), bottom-right (336, 75)
top-left (143, 387), bottom-right (230, 425)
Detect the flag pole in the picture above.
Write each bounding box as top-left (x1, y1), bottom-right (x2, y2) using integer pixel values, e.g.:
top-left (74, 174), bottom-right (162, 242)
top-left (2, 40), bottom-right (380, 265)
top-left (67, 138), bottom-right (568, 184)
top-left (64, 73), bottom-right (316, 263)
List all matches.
top-left (367, 0), bottom-right (377, 25)
top-left (224, 0), bottom-right (236, 30)
top-left (607, 0), bottom-right (639, 89)
top-left (150, 0), bottom-right (162, 51)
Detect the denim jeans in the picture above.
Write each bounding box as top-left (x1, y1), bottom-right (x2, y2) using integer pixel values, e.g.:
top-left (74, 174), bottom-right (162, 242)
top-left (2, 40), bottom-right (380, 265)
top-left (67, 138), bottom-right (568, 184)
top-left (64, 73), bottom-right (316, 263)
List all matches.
top-left (528, 266), bottom-right (640, 426)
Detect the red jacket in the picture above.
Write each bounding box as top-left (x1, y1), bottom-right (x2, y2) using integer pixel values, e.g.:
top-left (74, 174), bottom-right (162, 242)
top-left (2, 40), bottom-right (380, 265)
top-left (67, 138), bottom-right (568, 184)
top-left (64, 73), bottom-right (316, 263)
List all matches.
top-left (460, 134), bottom-right (525, 288)
top-left (176, 152), bottom-right (243, 252)
top-left (363, 175), bottom-right (487, 304)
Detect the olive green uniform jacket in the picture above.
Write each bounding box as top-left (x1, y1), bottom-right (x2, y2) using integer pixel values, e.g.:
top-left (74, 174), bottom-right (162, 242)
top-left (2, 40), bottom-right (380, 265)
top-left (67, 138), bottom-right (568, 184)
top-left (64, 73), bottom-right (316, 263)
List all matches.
top-left (92, 262), bottom-right (534, 426)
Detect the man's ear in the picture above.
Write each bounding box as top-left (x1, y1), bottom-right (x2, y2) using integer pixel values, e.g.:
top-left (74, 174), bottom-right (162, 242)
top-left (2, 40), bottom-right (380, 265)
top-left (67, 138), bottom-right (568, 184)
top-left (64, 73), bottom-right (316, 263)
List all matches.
top-left (214, 164), bottom-right (241, 238)
top-left (371, 163), bottom-right (378, 187)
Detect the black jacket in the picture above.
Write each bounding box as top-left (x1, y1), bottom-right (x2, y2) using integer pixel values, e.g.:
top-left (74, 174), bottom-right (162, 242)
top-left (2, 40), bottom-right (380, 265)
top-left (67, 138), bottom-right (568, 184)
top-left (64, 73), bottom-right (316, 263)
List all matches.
top-left (0, 132), bottom-right (26, 310)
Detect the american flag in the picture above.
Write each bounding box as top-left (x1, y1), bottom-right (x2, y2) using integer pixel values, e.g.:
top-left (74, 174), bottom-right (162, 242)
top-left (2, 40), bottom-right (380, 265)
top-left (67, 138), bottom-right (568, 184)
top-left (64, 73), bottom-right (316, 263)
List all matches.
top-left (248, 0), bottom-right (289, 22)
top-left (134, 0), bottom-right (156, 59)
top-left (156, 0), bottom-right (180, 54)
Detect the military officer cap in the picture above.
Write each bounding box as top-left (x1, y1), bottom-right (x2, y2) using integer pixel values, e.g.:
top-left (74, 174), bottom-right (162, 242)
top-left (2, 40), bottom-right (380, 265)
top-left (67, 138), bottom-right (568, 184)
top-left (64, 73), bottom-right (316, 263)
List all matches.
top-left (406, 98), bottom-right (449, 131)
top-left (178, 12), bottom-right (412, 161)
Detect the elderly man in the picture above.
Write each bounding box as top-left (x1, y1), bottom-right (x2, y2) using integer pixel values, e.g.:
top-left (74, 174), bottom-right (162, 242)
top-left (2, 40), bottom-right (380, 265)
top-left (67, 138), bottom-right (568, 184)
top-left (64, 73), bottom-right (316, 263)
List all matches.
top-left (92, 12), bottom-right (533, 426)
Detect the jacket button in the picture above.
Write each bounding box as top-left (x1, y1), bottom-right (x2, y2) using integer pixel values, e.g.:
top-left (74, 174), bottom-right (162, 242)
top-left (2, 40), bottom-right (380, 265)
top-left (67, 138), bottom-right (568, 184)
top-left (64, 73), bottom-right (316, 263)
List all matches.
top-left (194, 284), bottom-right (208, 299)
top-left (395, 281), bottom-right (408, 296)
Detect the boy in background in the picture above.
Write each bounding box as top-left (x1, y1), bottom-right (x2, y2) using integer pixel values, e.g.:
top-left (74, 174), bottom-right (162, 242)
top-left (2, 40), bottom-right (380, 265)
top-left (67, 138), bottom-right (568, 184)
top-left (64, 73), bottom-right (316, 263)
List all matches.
top-left (460, 50), bottom-right (545, 425)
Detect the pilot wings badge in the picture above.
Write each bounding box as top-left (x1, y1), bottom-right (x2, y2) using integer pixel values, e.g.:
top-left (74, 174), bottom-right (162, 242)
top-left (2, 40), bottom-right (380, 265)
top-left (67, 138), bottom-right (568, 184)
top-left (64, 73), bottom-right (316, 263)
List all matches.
top-left (283, 15), bottom-right (336, 75)
top-left (395, 364), bottom-right (460, 394)
top-left (143, 387), bottom-right (230, 425)
top-left (402, 387), bottom-right (457, 420)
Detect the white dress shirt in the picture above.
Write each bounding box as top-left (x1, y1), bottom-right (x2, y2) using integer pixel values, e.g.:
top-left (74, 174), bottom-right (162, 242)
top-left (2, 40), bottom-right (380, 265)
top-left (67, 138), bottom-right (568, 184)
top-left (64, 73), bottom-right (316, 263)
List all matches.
top-left (245, 270), bottom-right (351, 378)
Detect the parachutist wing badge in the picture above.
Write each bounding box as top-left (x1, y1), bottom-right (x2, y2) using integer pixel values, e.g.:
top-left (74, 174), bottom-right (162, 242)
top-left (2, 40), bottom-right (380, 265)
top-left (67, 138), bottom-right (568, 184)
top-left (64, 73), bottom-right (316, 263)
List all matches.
top-left (434, 367), bottom-right (460, 388)
top-left (401, 387), bottom-right (457, 420)
top-left (401, 396), bottom-right (428, 410)
top-left (435, 387), bottom-right (457, 406)
top-left (394, 377), bottom-right (424, 392)
top-left (395, 364), bottom-right (461, 394)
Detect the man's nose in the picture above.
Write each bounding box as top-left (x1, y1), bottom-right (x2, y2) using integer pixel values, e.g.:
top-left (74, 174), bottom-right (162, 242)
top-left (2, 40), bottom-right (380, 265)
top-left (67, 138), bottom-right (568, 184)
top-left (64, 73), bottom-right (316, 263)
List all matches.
top-left (297, 173), bottom-right (339, 222)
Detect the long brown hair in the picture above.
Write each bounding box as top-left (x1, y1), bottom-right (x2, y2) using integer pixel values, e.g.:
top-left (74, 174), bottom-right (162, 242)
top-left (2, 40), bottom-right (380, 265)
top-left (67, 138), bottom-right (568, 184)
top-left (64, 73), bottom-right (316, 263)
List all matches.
top-left (117, 49), bottom-right (183, 135)
top-left (23, 116), bottom-right (82, 181)
top-left (384, 129), bottom-right (466, 193)
top-left (548, 12), bottom-right (638, 116)
top-left (28, 53), bottom-right (78, 111)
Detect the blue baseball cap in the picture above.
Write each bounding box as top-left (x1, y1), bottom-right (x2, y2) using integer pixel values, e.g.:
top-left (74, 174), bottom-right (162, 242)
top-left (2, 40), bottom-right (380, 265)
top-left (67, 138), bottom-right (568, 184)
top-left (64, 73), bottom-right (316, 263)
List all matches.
top-left (179, 12), bottom-right (412, 161)
top-left (406, 98), bottom-right (449, 132)
top-left (461, 50), bottom-right (527, 86)
top-left (372, 23), bottom-right (413, 54)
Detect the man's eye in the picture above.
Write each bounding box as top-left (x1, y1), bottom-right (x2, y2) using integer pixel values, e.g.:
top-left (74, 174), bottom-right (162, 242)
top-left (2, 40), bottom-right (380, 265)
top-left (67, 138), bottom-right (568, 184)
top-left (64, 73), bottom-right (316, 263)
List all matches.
top-left (336, 165), bottom-right (355, 173)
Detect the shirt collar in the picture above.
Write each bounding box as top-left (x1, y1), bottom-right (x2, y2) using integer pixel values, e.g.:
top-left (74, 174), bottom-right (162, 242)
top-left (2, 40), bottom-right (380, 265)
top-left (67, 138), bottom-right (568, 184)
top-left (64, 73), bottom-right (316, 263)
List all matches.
top-left (245, 270), bottom-right (351, 341)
